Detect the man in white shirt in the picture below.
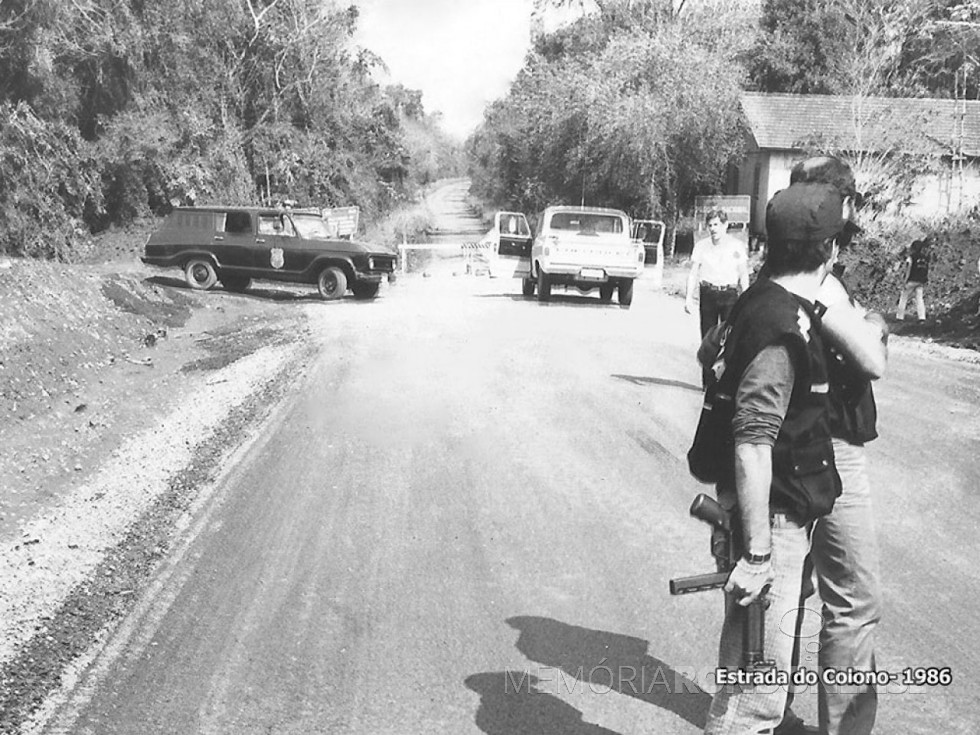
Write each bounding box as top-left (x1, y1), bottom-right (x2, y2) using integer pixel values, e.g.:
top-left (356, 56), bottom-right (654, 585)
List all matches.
top-left (685, 210), bottom-right (750, 384)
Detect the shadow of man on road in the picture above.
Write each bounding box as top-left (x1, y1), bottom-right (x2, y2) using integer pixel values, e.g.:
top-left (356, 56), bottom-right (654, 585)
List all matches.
top-left (464, 672), bottom-right (621, 735)
top-left (505, 616), bottom-right (711, 729)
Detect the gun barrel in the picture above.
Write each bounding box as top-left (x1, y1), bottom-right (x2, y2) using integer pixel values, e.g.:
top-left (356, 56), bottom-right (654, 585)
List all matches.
top-left (689, 493), bottom-right (731, 532)
top-left (743, 600), bottom-right (776, 672)
top-left (669, 571), bottom-right (729, 595)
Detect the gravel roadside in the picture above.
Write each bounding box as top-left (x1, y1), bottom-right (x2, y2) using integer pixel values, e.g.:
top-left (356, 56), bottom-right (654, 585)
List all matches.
top-left (0, 260), bottom-right (321, 733)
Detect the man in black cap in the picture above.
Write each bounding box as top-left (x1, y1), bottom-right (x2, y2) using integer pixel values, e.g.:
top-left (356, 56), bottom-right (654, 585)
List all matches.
top-left (699, 181), bottom-right (845, 734)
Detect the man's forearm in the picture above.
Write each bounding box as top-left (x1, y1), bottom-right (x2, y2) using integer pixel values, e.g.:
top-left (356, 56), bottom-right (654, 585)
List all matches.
top-left (686, 266), bottom-right (699, 302)
top-left (733, 443), bottom-right (773, 556)
top-left (818, 274), bottom-right (887, 379)
top-left (822, 303), bottom-right (888, 379)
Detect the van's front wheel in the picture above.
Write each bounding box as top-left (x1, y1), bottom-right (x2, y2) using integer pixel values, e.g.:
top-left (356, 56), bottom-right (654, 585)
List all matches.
top-left (185, 258), bottom-right (217, 290)
top-left (351, 281), bottom-right (380, 299)
top-left (317, 266), bottom-right (348, 300)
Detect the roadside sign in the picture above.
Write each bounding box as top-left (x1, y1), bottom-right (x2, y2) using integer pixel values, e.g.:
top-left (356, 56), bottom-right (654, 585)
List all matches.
top-left (322, 206), bottom-right (360, 238)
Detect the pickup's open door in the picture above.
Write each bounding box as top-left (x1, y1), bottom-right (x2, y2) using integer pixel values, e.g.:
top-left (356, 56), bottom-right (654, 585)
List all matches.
top-left (487, 211), bottom-right (531, 278)
top-left (631, 219), bottom-right (666, 287)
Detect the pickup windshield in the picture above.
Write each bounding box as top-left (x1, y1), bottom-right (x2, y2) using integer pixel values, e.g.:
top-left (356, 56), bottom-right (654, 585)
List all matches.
top-left (549, 212), bottom-right (624, 235)
top-left (290, 213), bottom-right (334, 240)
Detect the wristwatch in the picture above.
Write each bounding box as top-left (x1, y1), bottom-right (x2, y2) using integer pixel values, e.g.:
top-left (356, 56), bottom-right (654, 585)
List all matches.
top-left (743, 551), bottom-right (772, 564)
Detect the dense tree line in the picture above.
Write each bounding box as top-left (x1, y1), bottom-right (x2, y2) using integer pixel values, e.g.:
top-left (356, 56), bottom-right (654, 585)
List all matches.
top-left (0, 0), bottom-right (462, 259)
top-left (467, 0), bottom-right (754, 234)
top-left (468, 0), bottom-right (980, 244)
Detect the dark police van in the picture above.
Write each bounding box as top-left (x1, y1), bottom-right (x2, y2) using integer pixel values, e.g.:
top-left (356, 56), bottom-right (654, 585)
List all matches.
top-left (142, 206), bottom-right (396, 300)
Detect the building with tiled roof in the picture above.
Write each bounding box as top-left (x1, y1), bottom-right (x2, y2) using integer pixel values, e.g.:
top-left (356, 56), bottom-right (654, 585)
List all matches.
top-left (734, 92), bottom-right (980, 232)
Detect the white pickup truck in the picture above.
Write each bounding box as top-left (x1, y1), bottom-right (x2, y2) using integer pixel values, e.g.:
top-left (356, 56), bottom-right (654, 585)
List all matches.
top-left (524, 205), bottom-right (646, 307)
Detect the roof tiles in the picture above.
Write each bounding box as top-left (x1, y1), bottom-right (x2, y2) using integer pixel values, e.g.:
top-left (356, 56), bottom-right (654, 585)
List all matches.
top-left (740, 92), bottom-right (980, 157)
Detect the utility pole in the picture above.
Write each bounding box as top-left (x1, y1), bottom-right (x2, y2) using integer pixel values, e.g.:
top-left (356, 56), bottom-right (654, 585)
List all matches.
top-left (955, 66), bottom-right (968, 211)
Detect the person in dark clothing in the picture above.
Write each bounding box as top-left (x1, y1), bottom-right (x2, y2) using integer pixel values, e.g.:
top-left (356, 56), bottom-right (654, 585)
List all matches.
top-left (896, 237), bottom-right (930, 321)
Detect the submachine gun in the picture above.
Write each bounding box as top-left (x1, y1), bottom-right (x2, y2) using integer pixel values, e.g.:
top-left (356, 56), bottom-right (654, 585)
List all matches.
top-left (669, 494), bottom-right (774, 674)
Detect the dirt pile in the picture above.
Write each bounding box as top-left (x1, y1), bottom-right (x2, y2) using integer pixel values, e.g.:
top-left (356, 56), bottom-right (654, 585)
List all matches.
top-left (0, 258), bottom-right (197, 424)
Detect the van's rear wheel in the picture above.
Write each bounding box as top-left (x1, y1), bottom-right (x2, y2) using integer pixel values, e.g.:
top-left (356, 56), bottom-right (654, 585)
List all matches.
top-left (317, 266), bottom-right (348, 300)
top-left (185, 258), bottom-right (217, 290)
top-left (221, 275), bottom-right (251, 292)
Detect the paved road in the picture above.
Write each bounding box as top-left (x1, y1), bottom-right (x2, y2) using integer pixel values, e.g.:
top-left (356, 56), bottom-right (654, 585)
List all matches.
top-left (37, 181), bottom-right (980, 734)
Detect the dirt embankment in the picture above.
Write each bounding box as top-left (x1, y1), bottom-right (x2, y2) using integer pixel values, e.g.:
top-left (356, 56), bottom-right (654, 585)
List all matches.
top-left (0, 256), bottom-right (318, 733)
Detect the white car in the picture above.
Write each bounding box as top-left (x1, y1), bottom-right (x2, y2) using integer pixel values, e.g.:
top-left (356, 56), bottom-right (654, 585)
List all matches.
top-left (526, 206), bottom-right (645, 307)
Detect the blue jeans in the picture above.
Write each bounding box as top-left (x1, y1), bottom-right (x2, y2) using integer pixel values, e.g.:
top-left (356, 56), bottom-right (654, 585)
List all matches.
top-left (810, 440), bottom-right (881, 735)
top-left (705, 514), bottom-right (810, 734)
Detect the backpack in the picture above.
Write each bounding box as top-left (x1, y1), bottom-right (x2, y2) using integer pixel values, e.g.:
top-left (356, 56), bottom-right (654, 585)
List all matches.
top-left (687, 325), bottom-right (736, 484)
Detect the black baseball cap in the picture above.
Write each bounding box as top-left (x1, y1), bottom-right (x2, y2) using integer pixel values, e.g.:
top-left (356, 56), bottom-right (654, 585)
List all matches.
top-left (766, 182), bottom-right (846, 243)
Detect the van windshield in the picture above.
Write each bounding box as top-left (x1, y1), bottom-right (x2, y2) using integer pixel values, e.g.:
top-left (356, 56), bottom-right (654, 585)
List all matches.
top-left (549, 213), bottom-right (623, 234)
top-left (291, 213), bottom-right (334, 240)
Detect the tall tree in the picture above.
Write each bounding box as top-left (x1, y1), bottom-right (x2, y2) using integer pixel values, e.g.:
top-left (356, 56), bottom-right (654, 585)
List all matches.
top-left (747, 0), bottom-right (978, 99)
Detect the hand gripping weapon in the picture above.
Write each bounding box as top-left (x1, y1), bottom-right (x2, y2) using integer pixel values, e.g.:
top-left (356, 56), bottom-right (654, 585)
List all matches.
top-left (670, 494), bottom-right (774, 674)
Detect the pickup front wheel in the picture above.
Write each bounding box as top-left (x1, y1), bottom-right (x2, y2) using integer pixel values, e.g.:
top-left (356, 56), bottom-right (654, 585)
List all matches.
top-left (185, 258), bottom-right (217, 290)
top-left (537, 272), bottom-right (552, 302)
top-left (317, 266), bottom-right (348, 300)
top-left (522, 277), bottom-right (535, 297)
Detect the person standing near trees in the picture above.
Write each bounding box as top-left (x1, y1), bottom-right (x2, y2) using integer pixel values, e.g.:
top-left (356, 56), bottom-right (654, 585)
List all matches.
top-left (685, 209), bottom-right (750, 385)
top-left (896, 237), bottom-right (931, 321)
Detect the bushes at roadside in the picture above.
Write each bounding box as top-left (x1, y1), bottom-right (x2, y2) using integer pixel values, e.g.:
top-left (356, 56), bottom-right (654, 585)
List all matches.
top-left (0, 103), bottom-right (102, 260)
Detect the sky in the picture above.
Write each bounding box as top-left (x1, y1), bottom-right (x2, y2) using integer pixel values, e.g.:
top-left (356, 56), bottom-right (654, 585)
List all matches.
top-left (354, 0), bottom-right (565, 140)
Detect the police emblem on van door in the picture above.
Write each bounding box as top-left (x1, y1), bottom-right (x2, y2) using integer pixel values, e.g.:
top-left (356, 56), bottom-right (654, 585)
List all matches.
top-left (270, 248), bottom-right (284, 269)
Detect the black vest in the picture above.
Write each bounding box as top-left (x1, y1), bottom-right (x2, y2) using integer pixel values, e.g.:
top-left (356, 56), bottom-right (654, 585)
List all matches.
top-left (716, 278), bottom-right (842, 522)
